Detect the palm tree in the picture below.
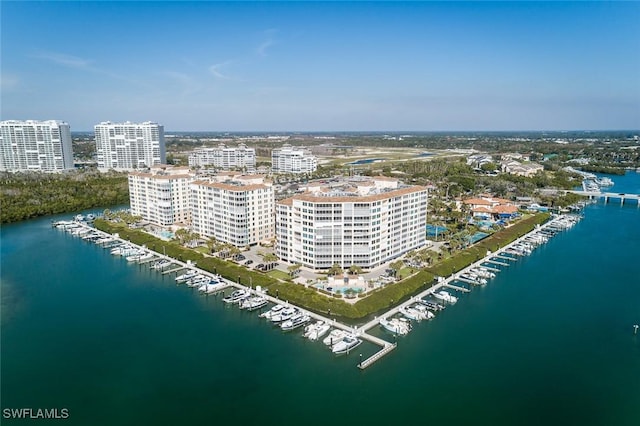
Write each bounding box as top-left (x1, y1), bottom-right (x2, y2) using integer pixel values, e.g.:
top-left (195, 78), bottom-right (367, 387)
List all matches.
top-left (287, 263), bottom-right (302, 277)
top-left (348, 264), bottom-right (363, 275)
top-left (389, 260), bottom-right (404, 277)
top-left (327, 263), bottom-right (343, 277)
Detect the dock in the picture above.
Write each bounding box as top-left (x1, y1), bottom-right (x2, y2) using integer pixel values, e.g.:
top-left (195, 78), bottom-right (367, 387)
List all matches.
top-left (163, 266), bottom-right (185, 275)
top-left (62, 213), bottom-right (580, 370)
top-left (453, 277), bottom-right (480, 286)
top-left (446, 283), bottom-right (472, 292)
top-left (494, 254), bottom-right (517, 261)
top-left (358, 343), bottom-right (397, 370)
top-left (487, 259), bottom-right (509, 266)
top-left (480, 265), bottom-right (500, 272)
top-left (138, 256), bottom-right (158, 265)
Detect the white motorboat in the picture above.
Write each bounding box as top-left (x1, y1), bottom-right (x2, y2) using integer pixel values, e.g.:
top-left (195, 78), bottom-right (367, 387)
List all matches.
top-left (433, 290), bottom-right (458, 303)
top-left (175, 270), bottom-right (198, 283)
top-left (125, 251), bottom-right (146, 262)
top-left (413, 303), bottom-right (435, 319)
top-left (270, 307), bottom-right (298, 323)
top-left (323, 329), bottom-right (346, 346)
top-left (136, 252), bottom-right (154, 262)
top-left (332, 334), bottom-right (362, 354)
top-left (380, 317), bottom-right (412, 335)
top-left (303, 320), bottom-right (331, 341)
top-left (260, 304), bottom-right (285, 319)
top-left (222, 289), bottom-right (250, 304)
top-left (186, 275), bottom-right (209, 287)
top-left (110, 244), bottom-right (132, 255)
top-left (198, 281), bottom-right (225, 294)
top-left (399, 305), bottom-right (424, 321)
top-left (281, 313), bottom-right (310, 331)
top-left (151, 259), bottom-right (171, 270)
top-left (240, 296), bottom-right (268, 311)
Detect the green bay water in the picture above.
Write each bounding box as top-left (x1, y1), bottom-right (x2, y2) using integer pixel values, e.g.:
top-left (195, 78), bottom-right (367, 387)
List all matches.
top-left (2, 173), bottom-right (639, 426)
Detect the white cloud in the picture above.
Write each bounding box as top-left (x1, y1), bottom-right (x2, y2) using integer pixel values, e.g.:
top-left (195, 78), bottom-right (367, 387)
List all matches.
top-left (209, 61), bottom-right (233, 80)
top-left (257, 29), bottom-right (277, 57)
top-left (33, 52), bottom-right (92, 69)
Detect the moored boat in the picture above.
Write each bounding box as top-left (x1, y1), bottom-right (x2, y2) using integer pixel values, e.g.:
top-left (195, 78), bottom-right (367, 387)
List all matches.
top-left (380, 317), bottom-right (412, 335)
top-left (323, 329), bottom-right (346, 346)
top-left (332, 334), bottom-right (362, 354)
top-left (270, 307), bottom-right (298, 323)
top-left (433, 290), bottom-right (458, 303)
top-left (175, 270), bottom-right (198, 283)
top-left (303, 320), bottom-right (331, 341)
top-left (222, 289), bottom-right (250, 304)
top-left (260, 304), bottom-right (285, 319)
top-left (281, 313), bottom-right (310, 331)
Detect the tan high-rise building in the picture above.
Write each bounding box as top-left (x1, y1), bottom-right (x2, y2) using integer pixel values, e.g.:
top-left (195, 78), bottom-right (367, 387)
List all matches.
top-left (276, 177), bottom-right (428, 270)
top-left (128, 166), bottom-right (195, 226)
top-left (190, 174), bottom-right (274, 247)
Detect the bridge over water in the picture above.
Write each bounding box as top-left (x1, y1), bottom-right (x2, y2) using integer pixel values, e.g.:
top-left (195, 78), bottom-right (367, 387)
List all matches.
top-left (567, 190), bottom-right (640, 207)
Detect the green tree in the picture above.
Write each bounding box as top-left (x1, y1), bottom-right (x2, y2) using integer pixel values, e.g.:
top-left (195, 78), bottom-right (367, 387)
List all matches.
top-left (327, 263), bottom-right (343, 276)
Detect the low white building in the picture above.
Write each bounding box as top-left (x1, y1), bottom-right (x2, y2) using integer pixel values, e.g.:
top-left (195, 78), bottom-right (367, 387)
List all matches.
top-left (128, 166), bottom-right (195, 226)
top-left (190, 175), bottom-right (274, 247)
top-left (276, 176), bottom-right (428, 270)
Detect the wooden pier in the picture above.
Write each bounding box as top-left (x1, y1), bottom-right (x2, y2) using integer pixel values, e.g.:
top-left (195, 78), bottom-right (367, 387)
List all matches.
top-left (487, 259), bottom-right (509, 266)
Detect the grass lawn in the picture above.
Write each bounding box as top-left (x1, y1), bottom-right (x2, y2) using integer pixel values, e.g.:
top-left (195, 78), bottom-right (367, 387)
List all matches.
top-left (266, 270), bottom-right (291, 281)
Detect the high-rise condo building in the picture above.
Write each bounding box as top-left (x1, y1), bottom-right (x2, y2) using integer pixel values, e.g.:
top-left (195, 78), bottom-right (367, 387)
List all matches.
top-left (190, 174), bottom-right (274, 247)
top-left (128, 166), bottom-right (195, 226)
top-left (276, 176), bottom-right (428, 270)
top-left (188, 143), bottom-right (256, 171)
top-left (95, 121), bottom-right (165, 170)
top-left (271, 144), bottom-right (317, 174)
top-left (0, 120), bottom-right (73, 172)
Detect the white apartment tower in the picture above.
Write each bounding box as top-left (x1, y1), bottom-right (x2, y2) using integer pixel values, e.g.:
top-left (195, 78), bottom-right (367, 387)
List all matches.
top-left (271, 144), bottom-right (317, 174)
top-left (276, 177), bottom-right (428, 270)
top-left (0, 120), bottom-right (73, 172)
top-left (95, 121), bottom-right (165, 170)
top-left (188, 143), bottom-right (256, 171)
top-left (128, 166), bottom-right (195, 226)
top-left (190, 174), bottom-right (274, 247)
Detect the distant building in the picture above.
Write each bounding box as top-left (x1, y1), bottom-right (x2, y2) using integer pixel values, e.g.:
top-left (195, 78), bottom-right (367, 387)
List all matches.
top-left (500, 160), bottom-right (544, 177)
top-left (188, 143), bottom-right (256, 171)
top-left (95, 121), bottom-right (165, 170)
top-left (466, 153), bottom-right (494, 169)
top-left (190, 174), bottom-right (274, 247)
top-left (463, 196), bottom-right (519, 220)
top-left (276, 176), bottom-right (428, 270)
top-left (0, 120), bottom-right (73, 172)
top-left (128, 166), bottom-right (195, 226)
top-left (271, 144), bottom-right (317, 174)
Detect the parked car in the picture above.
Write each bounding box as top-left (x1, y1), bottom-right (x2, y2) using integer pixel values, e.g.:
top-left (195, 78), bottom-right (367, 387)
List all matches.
top-left (245, 259), bottom-right (253, 265)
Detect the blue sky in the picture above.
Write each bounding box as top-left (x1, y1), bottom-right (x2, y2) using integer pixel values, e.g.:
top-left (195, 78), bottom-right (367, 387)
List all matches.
top-left (2, 1), bottom-right (639, 131)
